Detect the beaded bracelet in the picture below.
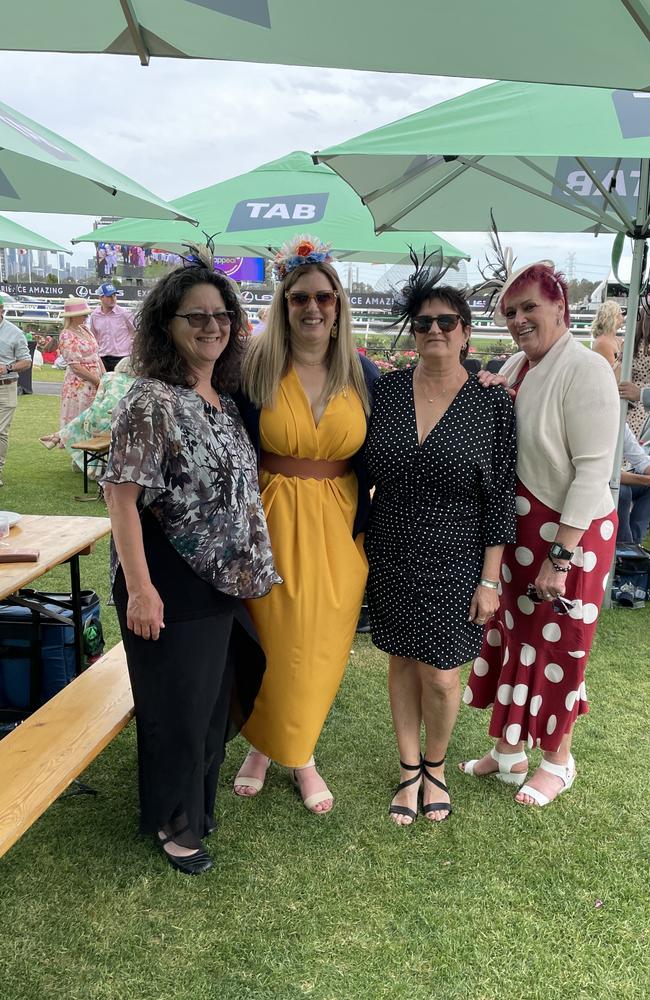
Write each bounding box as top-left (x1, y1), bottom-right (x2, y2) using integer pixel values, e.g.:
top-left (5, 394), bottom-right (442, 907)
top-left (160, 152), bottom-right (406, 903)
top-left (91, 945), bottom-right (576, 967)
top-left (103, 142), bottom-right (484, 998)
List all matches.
top-left (548, 557), bottom-right (571, 573)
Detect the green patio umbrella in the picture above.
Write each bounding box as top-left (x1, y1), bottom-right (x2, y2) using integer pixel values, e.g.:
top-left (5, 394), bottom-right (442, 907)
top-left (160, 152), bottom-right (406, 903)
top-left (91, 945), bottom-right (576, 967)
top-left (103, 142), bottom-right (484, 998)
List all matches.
top-left (0, 98), bottom-right (196, 222)
top-left (0, 214), bottom-right (69, 253)
top-left (316, 80), bottom-right (650, 357)
top-left (317, 79), bottom-right (650, 604)
top-left (72, 152), bottom-right (469, 266)
top-left (1, 1), bottom-right (648, 89)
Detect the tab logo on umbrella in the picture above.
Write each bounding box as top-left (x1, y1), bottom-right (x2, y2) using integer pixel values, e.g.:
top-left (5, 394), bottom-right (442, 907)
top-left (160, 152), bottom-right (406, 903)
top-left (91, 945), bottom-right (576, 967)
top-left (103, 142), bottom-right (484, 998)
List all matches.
top-left (553, 157), bottom-right (643, 218)
top-left (227, 193), bottom-right (329, 231)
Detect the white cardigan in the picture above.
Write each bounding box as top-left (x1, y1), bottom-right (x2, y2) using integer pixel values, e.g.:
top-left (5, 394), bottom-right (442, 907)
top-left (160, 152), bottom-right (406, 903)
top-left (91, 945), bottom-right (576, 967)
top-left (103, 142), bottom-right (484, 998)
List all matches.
top-left (500, 332), bottom-right (619, 529)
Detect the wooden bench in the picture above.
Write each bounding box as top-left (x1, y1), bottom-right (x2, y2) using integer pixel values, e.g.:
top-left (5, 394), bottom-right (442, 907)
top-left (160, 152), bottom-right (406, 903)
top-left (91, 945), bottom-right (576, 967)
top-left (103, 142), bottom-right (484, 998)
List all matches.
top-left (70, 435), bottom-right (111, 496)
top-left (0, 641), bottom-right (133, 859)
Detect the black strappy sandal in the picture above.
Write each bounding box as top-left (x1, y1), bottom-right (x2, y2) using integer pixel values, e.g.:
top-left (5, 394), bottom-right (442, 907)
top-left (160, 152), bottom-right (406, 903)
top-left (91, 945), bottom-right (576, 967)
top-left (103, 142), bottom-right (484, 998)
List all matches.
top-left (388, 758), bottom-right (422, 825)
top-left (421, 756), bottom-right (452, 822)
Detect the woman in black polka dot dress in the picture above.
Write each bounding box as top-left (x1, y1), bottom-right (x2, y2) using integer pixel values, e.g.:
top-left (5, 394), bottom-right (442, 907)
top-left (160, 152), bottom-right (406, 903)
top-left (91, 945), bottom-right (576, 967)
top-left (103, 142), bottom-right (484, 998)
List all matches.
top-left (364, 264), bottom-right (517, 826)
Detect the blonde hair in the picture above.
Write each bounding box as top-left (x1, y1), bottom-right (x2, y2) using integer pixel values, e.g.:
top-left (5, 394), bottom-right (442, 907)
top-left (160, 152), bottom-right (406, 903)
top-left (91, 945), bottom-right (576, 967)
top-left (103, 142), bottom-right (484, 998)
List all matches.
top-left (591, 299), bottom-right (623, 338)
top-left (62, 314), bottom-right (89, 330)
top-left (241, 262), bottom-right (369, 414)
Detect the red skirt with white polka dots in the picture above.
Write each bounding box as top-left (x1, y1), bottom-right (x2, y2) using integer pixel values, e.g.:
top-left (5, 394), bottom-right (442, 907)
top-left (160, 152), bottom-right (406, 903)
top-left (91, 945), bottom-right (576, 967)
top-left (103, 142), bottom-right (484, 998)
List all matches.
top-left (464, 481), bottom-right (617, 752)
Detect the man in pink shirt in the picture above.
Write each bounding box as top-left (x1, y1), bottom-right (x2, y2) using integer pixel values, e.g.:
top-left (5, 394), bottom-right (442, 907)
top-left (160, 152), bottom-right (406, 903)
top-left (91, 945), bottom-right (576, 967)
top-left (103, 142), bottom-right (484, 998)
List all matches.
top-left (89, 282), bottom-right (136, 371)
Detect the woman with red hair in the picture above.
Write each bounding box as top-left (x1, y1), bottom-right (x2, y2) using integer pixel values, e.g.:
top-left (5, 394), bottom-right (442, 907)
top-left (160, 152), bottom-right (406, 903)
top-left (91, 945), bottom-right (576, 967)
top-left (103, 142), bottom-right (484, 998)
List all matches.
top-left (459, 262), bottom-right (619, 807)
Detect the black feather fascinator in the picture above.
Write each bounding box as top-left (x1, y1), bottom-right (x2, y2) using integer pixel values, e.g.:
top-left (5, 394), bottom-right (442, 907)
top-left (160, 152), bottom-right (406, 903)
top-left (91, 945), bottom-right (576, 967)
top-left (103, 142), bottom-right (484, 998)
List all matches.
top-left (470, 211), bottom-right (516, 316)
top-left (390, 245), bottom-right (452, 346)
top-left (180, 232), bottom-right (220, 270)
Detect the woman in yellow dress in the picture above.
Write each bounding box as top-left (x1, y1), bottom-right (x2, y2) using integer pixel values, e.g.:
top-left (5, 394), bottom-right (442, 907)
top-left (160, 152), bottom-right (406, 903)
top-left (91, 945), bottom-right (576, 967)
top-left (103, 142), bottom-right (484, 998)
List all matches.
top-left (233, 236), bottom-right (378, 813)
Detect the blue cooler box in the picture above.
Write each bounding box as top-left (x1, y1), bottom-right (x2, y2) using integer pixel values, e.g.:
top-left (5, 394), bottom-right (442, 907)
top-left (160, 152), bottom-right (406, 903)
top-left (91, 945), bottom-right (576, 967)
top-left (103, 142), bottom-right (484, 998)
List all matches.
top-left (0, 590), bottom-right (101, 711)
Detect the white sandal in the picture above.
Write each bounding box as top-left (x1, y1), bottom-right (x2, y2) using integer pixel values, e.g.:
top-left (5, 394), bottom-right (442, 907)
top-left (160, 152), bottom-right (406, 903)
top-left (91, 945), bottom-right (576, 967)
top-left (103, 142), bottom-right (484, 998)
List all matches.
top-left (290, 756), bottom-right (333, 814)
top-left (517, 754), bottom-right (576, 807)
top-left (460, 747), bottom-right (529, 787)
top-left (233, 749), bottom-right (270, 796)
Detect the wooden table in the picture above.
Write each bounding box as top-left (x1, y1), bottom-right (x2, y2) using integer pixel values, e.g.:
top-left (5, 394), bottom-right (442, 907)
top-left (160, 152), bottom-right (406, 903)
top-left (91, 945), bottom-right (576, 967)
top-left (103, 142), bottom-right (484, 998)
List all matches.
top-left (0, 515), bottom-right (111, 715)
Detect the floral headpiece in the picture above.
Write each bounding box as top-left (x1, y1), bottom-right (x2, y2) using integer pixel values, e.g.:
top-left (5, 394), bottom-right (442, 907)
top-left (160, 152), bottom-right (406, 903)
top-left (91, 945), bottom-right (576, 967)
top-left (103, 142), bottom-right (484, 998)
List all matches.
top-left (271, 234), bottom-right (333, 282)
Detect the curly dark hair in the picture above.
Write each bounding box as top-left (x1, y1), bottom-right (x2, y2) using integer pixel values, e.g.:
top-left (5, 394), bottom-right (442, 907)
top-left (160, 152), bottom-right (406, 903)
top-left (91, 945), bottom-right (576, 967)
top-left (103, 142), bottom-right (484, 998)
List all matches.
top-left (132, 266), bottom-right (246, 392)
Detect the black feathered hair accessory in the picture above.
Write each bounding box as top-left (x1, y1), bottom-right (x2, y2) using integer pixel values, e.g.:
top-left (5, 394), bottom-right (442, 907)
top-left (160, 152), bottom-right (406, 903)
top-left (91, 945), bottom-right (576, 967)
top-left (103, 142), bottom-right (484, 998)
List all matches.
top-left (470, 211), bottom-right (516, 316)
top-left (179, 232), bottom-right (220, 270)
top-left (390, 245), bottom-right (452, 347)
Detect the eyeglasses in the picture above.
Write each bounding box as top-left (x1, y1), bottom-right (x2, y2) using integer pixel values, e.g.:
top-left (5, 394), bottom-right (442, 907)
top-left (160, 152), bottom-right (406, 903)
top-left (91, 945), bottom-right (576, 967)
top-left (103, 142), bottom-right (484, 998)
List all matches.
top-left (285, 291), bottom-right (339, 307)
top-left (526, 584), bottom-right (576, 615)
top-left (413, 313), bottom-right (461, 334)
top-left (174, 311), bottom-right (234, 329)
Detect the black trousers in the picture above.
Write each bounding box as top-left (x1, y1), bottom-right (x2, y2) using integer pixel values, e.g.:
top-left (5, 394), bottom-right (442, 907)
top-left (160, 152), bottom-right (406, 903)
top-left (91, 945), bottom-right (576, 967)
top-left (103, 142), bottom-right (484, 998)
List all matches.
top-left (113, 512), bottom-right (265, 843)
top-left (100, 355), bottom-right (127, 372)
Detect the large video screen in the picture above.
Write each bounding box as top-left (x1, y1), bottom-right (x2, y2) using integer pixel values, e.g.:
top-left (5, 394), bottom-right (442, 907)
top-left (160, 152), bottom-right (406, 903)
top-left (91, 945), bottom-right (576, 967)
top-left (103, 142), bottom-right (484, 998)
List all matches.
top-left (214, 257), bottom-right (265, 282)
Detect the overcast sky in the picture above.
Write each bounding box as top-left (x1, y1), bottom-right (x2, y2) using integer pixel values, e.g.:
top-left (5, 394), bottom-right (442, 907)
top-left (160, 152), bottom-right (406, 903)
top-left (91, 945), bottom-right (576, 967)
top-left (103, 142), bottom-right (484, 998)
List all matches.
top-left (1, 51), bottom-right (620, 283)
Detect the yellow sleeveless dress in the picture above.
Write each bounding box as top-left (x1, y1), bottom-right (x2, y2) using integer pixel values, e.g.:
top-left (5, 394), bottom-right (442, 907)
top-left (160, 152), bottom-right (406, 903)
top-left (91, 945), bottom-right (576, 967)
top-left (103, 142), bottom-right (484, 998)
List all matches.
top-left (243, 366), bottom-right (368, 767)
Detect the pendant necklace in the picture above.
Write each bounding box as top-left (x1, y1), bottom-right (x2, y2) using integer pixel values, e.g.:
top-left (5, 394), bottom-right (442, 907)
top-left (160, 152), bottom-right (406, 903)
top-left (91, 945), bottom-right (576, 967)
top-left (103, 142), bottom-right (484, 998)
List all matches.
top-left (415, 367), bottom-right (459, 403)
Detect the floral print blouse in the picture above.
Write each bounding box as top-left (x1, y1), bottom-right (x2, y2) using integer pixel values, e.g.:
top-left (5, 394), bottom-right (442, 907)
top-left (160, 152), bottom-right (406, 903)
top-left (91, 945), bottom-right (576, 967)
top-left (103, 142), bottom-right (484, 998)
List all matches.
top-left (104, 378), bottom-right (281, 599)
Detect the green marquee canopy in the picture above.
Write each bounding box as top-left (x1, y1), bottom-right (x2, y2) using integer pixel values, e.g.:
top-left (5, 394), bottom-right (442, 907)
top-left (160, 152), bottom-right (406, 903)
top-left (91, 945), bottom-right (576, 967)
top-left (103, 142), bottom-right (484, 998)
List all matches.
top-left (0, 215), bottom-right (69, 254)
top-left (316, 81), bottom-right (650, 238)
top-left (1, 1), bottom-right (649, 90)
top-left (0, 98), bottom-right (196, 222)
top-left (317, 79), bottom-right (650, 589)
top-left (72, 152), bottom-right (469, 266)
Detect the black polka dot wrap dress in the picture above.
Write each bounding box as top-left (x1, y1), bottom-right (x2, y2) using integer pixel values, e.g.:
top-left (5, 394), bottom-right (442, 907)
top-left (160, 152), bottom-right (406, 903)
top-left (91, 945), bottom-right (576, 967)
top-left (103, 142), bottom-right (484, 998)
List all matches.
top-left (364, 369), bottom-right (517, 669)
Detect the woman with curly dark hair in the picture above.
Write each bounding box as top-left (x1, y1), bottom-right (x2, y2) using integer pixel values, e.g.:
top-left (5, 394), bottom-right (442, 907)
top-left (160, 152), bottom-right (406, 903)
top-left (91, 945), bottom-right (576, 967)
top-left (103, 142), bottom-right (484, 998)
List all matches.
top-left (103, 255), bottom-right (280, 875)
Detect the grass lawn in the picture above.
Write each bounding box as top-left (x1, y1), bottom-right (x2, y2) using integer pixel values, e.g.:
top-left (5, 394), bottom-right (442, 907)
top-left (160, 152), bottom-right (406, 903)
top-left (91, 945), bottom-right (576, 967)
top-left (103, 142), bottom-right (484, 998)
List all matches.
top-left (1, 396), bottom-right (649, 1000)
top-left (31, 365), bottom-right (65, 384)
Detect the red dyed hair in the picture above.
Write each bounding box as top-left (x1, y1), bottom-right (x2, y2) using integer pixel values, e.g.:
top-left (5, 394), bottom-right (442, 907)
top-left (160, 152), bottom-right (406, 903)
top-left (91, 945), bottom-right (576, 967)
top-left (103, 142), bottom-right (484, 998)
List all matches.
top-left (502, 264), bottom-right (570, 326)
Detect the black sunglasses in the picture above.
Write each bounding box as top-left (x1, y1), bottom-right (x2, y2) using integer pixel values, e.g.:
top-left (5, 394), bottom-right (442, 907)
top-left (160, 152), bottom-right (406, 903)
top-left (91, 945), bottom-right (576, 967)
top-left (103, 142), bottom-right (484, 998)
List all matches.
top-left (412, 313), bottom-right (461, 334)
top-left (526, 584), bottom-right (576, 615)
top-left (174, 310), bottom-right (234, 329)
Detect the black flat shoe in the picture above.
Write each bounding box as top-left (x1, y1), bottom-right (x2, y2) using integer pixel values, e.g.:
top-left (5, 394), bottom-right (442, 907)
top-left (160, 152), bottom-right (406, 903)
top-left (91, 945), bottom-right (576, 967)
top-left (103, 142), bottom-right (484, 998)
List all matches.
top-left (204, 819), bottom-right (218, 837)
top-left (388, 758), bottom-right (422, 825)
top-left (157, 832), bottom-right (214, 876)
top-left (421, 756), bottom-right (452, 821)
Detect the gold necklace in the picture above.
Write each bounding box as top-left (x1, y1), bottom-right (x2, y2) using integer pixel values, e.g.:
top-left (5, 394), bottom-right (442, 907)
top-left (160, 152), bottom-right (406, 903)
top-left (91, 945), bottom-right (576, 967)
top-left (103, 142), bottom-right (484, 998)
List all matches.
top-left (415, 366), bottom-right (461, 403)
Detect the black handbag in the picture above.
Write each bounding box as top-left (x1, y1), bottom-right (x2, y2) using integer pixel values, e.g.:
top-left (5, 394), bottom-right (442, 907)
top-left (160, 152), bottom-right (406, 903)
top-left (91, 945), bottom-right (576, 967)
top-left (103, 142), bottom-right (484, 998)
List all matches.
top-left (612, 543), bottom-right (650, 607)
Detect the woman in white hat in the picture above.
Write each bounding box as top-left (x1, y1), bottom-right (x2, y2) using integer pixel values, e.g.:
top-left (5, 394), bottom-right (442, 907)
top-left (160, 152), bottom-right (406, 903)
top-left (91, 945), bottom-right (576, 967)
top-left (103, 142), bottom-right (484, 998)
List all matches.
top-left (40, 297), bottom-right (105, 446)
top-left (459, 262), bottom-right (619, 808)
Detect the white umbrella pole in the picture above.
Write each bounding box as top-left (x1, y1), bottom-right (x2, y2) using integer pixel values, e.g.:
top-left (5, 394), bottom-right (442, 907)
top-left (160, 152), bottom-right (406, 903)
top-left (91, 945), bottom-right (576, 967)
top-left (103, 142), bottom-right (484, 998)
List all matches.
top-left (603, 159), bottom-right (650, 608)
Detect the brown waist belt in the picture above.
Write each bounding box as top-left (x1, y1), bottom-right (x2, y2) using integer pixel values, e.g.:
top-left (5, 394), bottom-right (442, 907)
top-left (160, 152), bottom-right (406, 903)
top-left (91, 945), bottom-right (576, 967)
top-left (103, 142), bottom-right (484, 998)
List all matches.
top-left (260, 450), bottom-right (351, 481)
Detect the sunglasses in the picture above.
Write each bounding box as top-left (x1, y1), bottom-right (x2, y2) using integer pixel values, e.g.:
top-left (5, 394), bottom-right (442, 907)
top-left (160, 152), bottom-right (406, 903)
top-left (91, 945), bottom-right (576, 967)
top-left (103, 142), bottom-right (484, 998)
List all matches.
top-left (526, 584), bottom-right (576, 615)
top-left (412, 313), bottom-right (462, 334)
top-left (175, 310), bottom-right (234, 329)
top-left (285, 290), bottom-right (339, 307)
